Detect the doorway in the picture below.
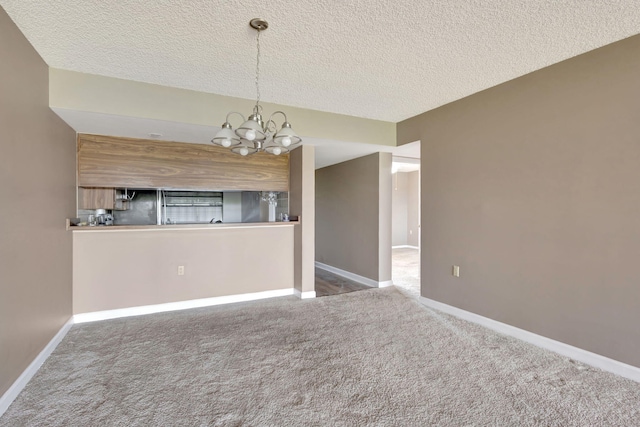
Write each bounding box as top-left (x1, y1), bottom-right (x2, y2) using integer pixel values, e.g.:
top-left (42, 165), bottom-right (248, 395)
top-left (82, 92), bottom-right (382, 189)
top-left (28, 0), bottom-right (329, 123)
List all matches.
top-left (391, 156), bottom-right (420, 297)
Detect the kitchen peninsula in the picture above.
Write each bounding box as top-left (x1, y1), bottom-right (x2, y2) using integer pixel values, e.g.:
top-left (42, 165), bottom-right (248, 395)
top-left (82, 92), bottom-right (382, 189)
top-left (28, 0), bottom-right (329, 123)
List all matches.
top-left (72, 221), bottom-right (296, 316)
top-left (71, 134), bottom-right (315, 318)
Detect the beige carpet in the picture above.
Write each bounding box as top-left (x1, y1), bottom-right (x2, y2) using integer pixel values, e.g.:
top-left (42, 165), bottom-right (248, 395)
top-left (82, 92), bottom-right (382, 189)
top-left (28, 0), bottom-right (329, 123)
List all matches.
top-left (2, 288), bottom-right (640, 426)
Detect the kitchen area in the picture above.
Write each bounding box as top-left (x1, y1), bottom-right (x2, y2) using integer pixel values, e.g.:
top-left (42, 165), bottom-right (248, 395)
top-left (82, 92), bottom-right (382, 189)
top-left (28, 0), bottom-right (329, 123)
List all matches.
top-left (73, 133), bottom-right (293, 227)
top-left (71, 134), bottom-right (314, 317)
top-left (77, 189), bottom-right (289, 226)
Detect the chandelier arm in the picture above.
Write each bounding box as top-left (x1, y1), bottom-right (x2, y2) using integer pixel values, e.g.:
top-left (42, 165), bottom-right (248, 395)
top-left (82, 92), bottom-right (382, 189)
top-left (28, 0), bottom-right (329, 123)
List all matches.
top-left (225, 111), bottom-right (246, 124)
top-left (263, 119), bottom-right (278, 136)
top-left (265, 111), bottom-right (289, 126)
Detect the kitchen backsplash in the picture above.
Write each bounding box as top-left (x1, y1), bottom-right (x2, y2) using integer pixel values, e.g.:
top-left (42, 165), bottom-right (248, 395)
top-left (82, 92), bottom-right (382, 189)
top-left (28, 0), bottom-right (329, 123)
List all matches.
top-left (78, 189), bottom-right (289, 225)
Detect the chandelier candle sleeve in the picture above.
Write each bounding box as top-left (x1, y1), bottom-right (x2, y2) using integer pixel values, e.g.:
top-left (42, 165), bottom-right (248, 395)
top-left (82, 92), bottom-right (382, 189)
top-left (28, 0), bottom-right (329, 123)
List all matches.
top-left (211, 18), bottom-right (302, 156)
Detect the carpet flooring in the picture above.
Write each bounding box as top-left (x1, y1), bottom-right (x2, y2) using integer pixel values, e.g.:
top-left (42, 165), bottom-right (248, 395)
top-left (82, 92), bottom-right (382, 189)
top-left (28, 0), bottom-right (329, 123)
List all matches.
top-left (2, 288), bottom-right (640, 426)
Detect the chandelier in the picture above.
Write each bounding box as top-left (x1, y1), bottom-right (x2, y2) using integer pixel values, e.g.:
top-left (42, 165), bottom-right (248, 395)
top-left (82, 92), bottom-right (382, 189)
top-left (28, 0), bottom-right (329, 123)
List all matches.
top-left (212, 18), bottom-right (301, 156)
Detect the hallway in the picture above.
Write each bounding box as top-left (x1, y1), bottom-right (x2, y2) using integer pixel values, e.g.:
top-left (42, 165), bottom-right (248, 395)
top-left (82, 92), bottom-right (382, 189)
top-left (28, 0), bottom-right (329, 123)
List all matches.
top-left (314, 268), bottom-right (371, 297)
top-left (392, 247), bottom-right (420, 297)
top-left (315, 248), bottom-right (420, 298)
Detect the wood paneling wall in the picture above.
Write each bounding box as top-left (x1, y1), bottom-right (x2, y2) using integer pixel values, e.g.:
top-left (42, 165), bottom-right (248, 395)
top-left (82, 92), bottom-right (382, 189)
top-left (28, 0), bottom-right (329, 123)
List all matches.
top-left (77, 134), bottom-right (289, 191)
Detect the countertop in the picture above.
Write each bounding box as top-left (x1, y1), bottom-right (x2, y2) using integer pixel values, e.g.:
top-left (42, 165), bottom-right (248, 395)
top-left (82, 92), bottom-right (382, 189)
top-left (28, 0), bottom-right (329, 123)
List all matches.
top-left (68, 220), bottom-right (300, 232)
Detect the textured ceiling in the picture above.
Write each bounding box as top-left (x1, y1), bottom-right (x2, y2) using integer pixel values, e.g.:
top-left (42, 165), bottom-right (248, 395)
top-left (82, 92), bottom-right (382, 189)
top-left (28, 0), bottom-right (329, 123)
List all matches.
top-left (3, 1), bottom-right (640, 122)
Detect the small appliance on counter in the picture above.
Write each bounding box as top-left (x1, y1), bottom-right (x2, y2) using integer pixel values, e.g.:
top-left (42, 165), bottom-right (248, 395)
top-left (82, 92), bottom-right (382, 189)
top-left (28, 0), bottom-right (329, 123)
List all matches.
top-left (95, 209), bottom-right (114, 226)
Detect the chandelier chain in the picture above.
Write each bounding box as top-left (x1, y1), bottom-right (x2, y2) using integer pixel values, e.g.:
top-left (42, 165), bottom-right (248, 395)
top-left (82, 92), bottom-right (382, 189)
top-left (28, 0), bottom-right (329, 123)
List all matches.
top-left (255, 29), bottom-right (261, 107)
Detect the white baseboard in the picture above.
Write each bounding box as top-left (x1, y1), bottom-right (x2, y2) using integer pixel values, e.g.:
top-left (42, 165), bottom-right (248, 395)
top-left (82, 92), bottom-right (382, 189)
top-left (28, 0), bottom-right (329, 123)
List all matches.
top-left (315, 262), bottom-right (390, 288)
top-left (419, 297), bottom-right (640, 383)
top-left (294, 289), bottom-right (316, 299)
top-left (0, 318), bottom-right (74, 417)
top-left (392, 245), bottom-right (419, 250)
top-left (74, 288), bottom-right (295, 323)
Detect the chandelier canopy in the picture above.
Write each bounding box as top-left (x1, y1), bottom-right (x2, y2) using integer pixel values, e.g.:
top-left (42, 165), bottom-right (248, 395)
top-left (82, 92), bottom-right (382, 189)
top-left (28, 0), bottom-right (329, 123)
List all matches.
top-left (212, 18), bottom-right (301, 156)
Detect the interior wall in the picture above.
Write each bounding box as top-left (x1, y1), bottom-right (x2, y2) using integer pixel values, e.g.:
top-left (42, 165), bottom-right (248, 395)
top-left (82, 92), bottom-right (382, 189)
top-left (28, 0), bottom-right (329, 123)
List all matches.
top-left (397, 34), bottom-right (640, 367)
top-left (0, 7), bottom-right (76, 396)
top-left (392, 171), bottom-right (421, 248)
top-left (316, 153), bottom-right (392, 283)
top-left (290, 145), bottom-right (316, 294)
top-left (407, 171), bottom-right (420, 247)
top-left (392, 173), bottom-right (409, 246)
top-left (50, 68), bottom-right (397, 148)
top-left (377, 154), bottom-right (392, 282)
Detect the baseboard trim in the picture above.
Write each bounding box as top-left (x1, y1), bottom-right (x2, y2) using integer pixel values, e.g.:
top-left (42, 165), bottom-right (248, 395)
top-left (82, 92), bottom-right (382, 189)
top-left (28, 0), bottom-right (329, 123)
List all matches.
top-left (315, 262), bottom-right (389, 288)
top-left (294, 289), bottom-right (317, 299)
top-left (0, 318), bottom-right (74, 417)
top-left (392, 245), bottom-right (419, 250)
top-left (74, 288), bottom-right (295, 323)
top-left (419, 297), bottom-right (640, 383)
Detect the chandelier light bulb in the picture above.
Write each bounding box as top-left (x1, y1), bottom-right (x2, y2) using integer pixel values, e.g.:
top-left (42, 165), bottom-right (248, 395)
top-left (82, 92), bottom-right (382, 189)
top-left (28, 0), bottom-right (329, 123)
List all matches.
top-left (245, 129), bottom-right (256, 141)
top-left (272, 147), bottom-right (282, 156)
top-left (221, 139), bottom-right (231, 148)
top-left (281, 136), bottom-right (292, 147)
top-left (239, 147), bottom-right (249, 156)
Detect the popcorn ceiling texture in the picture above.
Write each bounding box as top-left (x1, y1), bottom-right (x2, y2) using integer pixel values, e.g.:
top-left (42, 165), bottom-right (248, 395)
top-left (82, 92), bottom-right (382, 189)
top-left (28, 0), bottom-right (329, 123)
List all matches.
top-left (2, 0), bottom-right (640, 122)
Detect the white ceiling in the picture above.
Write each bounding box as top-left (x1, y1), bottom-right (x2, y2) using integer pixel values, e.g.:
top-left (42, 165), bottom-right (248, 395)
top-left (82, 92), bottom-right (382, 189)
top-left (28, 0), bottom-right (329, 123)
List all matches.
top-left (3, 1), bottom-right (640, 123)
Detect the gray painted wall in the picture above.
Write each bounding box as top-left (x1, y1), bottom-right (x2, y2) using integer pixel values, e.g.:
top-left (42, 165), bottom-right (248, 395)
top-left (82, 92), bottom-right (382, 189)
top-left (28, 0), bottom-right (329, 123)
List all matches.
top-left (290, 145), bottom-right (316, 294)
top-left (392, 173), bottom-right (409, 246)
top-left (392, 171), bottom-right (420, 247)
top-left (316, 153), bottom-right (392, 282)
top-left (377, 154), bottom-right (392, 282)
top-left (0, 6), bottom-right (76, 396)
top-left (407, 171), bottom-right (420, 247)
top-left (397, 34), bottom-right (640, 367)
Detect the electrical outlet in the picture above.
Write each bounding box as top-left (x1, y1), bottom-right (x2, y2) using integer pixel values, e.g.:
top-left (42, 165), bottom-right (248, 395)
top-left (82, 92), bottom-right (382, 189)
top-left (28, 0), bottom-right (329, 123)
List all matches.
top-left (452, 265), bottom-right (460, 278)
top-left (177, 265), bottom-right (185, 276)
top-left (409, 230), bottom-right (413, 235)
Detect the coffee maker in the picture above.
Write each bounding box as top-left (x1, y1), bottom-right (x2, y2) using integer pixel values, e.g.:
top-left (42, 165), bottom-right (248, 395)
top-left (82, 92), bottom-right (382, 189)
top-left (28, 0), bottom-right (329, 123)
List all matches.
top-left (95, 208), bottom-right (114, 226)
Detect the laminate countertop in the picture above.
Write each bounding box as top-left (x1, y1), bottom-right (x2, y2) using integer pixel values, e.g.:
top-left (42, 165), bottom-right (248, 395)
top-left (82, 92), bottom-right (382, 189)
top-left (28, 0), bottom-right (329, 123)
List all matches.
top-left (68, 221), bottom-right (299, 232)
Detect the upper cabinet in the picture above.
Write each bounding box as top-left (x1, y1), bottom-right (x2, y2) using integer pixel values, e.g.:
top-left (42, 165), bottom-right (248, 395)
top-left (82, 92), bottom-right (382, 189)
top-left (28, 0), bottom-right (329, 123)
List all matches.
top-left (78, 187), bottom-right (130, 210)
top-left (77, 134), bottom-right (290, 192)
